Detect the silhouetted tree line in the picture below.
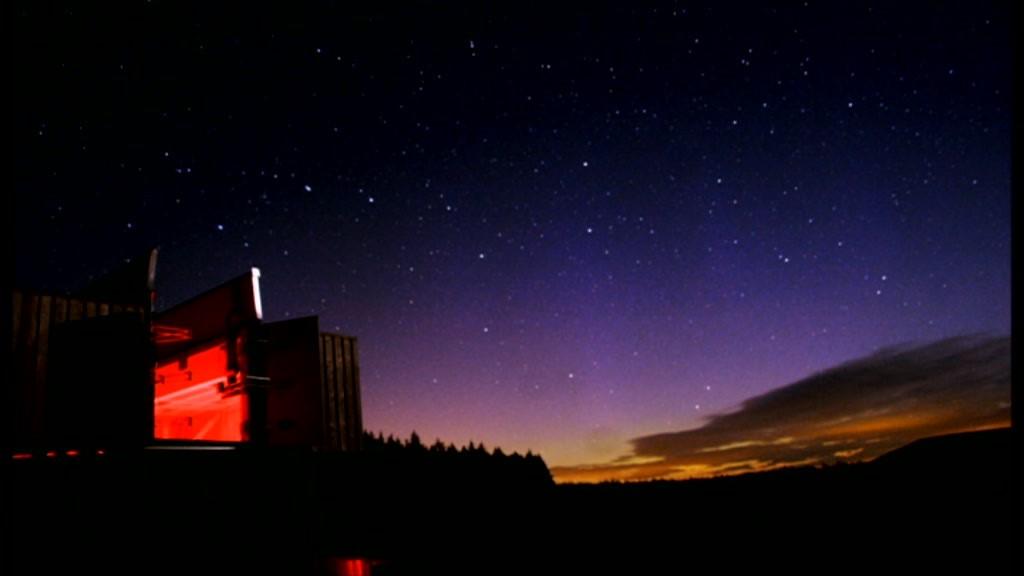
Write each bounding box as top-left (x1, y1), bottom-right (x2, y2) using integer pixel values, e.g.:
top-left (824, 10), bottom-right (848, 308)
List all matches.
top-left (354, 429), bottom-right (553, 489)
top-left (362, 430), bottom-right (536, 458)
top-left (309, 429), bottom-right (555, 560)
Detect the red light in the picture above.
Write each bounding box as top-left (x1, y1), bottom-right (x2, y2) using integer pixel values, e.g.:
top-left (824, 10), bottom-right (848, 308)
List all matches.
top-left (155, 340), bottom-right (247, 442)
top-left (96, 449), bottom-right (106, 456)
top-left (46, 451), bottom-right (58, 458)
top-left (330, 558), bottom-right (371, 576)
top-left (65, 450), bottom-right (80, 457)
top-left (153, 322), bottom-right (193, 344)
top-left (12, 453), bottom-right (32, 460)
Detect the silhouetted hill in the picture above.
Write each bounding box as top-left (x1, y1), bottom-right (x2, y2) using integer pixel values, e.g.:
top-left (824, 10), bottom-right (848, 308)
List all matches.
top-left (871, 427), bottom-right (1011, 473)
top-left (8, 427), bottom-right (1015, 575)
top-left (552, 425), bottom-right (1015, 574)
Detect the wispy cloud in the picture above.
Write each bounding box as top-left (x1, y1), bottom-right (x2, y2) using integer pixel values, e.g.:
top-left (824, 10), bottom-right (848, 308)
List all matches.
top-left (552, 335), bottom-right (1010, 483)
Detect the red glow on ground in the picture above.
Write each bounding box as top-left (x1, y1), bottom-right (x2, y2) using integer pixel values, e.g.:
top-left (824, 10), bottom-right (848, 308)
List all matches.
top-left (46, 451), bottom-right (57, 458)
top-left (155, 340), bottom-right (247, 442)
top-left (330, 558), bottom-right (372, 576)
top-left (12, 453), bottom-right (33, 460)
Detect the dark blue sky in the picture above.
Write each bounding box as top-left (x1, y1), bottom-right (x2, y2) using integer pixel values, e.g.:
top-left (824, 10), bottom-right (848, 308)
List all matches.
top-left (14, 1), bottom-right (1012, 469)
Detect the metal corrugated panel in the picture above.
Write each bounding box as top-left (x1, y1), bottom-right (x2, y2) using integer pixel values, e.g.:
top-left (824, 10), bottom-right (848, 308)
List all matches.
top-left (316, 331), bottom-right (330, 448)
top-left (68, 298), bottom-right (83, 321)
top-left (322, 333), bottom-right (338, 448)
top-left (348, 337), bottom-right (363, 451)
top-left (341, 336), bottom-right (354, 451)
top-left (34, 295), bottom-right (52, 441)
top-left (54, 295), bottom-right (68, 323)
top-left (12, 290), bottom-right (23, 351)
top-left (315, 332), bottom-right (362, 451)
top-left (336, 334), bottom-right (347, 450)
top-left (10, 290), bottom-right (146, 452)
top-left (24, 293), bottom-right (41, 443)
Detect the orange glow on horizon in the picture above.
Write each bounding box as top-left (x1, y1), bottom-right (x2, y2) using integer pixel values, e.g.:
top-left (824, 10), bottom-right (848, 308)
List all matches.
top-left (551, 416), bottom-right (1012, 484)
top-left (820, 413), bottom-right (942, 437)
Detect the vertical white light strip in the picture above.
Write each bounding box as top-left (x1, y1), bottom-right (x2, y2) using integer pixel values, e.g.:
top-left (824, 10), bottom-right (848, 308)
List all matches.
top-left (251, 267), bottom-right (263, 320)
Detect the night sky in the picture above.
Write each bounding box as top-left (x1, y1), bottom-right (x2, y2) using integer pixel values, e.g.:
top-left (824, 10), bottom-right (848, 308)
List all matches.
top-left (13, 2), bottom-right (1012, 479)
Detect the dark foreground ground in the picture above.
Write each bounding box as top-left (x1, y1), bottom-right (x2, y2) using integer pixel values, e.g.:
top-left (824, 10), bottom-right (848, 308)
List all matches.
top-left (5, 428), bottom-right (1018, 575)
